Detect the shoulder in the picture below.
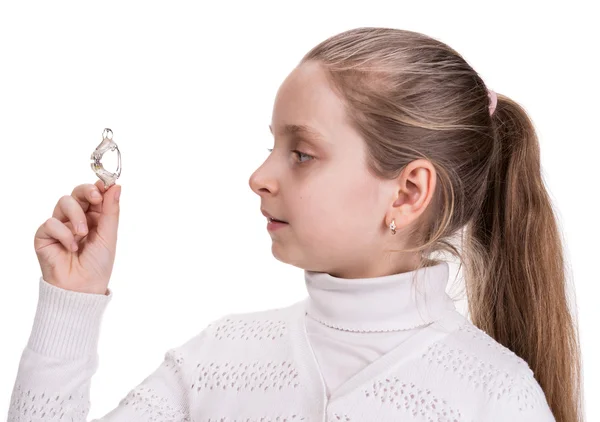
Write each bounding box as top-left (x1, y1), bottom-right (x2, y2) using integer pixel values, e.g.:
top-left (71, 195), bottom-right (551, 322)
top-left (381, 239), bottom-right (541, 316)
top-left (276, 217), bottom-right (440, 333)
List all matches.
top-left (437, 319), bottom-right (534, 372)
top-left (426, 319), bottom-right (554, 420)
top-left (168, 299), bottom-right (302, 356)
top-left (206, 302), bottom-right (296, 341)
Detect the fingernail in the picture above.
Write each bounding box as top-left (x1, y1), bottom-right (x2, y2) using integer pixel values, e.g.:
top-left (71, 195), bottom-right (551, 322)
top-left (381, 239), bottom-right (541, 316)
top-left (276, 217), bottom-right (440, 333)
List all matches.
top-left (71, 241), bottom-right (79, 252)
top-left (115, 187), bottom-right (121, 202)
top-left (91, 190), bottom-right (101, 199)
top-left (77, 222), bottom-right (87, 234)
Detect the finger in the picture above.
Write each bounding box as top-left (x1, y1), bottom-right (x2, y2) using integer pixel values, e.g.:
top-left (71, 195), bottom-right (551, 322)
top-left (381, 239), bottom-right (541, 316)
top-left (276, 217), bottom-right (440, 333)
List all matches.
top-left (54, 183), bottom-right (106, 230)
top-left (52, 183), bottom-right (103, 221)
top-left (36, 217), bottom-right (79, 252)
top-left (90, 180), bottom-right (113, 210)
top-left (94, 179), bottom-right (109, 194)
top-left (82, 182), bottom-right (107, 225)
top-left (52, 195), bottom-right (89, 237)
top-left (96, 182), bottom-right (121, 249)
top-left (83, 181), bottom-right (111, 225)
top-left (73, 182), bottom-right (105, 214)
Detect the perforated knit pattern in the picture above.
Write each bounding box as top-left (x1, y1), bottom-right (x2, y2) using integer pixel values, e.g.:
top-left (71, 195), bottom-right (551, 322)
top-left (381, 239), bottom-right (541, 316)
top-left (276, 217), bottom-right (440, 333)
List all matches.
top-left (364, 378), bottom-right (463, 421)
top-left (213, 318), bottom-right (287, 340)
top-left (329, 413), bottom-right (351, 421)
top-left (455, 322), bottom-right (546, 411)
top-left (191, 360), bottom-right (300, 392)
top-left (422, 339), bottom-right (541, 409)
top-left (117, 386), bottom-right (190, 421)
top-left (112, 347), bottom-right (190, 421)
top-left (7, 383), bottom-right (90, 421)
top-left (458, 323), bottom-right (532, 373)
top-left (164, 348), bottom-right (186, 371)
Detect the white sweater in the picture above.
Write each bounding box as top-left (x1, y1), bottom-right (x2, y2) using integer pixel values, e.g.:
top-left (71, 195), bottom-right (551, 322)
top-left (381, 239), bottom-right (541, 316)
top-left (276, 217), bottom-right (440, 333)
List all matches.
top-left (7, 262), bottom-right (555, 421)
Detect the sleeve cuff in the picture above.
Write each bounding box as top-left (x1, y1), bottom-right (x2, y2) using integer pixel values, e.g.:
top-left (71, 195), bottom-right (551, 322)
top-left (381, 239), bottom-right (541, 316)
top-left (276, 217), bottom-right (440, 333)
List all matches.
top-left (26, 276), bottom-right (114, 359)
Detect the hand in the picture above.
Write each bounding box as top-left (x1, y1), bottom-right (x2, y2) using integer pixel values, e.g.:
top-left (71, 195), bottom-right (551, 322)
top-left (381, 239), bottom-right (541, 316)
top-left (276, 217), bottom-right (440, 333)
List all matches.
top-left (33, 180), bottom-right (122, 295)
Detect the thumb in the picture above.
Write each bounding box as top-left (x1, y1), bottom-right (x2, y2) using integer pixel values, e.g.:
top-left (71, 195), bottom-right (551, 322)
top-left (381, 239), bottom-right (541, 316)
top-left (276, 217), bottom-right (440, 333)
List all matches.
top-left (96, 183), bottom-right (121, 247)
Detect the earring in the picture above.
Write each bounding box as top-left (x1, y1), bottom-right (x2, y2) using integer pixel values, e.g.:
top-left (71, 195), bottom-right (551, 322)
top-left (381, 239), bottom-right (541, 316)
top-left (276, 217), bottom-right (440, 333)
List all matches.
top-left (390, 219), bottom-right (397, 235)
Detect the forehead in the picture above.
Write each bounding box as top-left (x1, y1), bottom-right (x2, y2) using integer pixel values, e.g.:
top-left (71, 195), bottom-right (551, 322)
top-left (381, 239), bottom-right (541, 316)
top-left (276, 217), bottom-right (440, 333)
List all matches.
top-left (271, 61), bottom-right (349, 140)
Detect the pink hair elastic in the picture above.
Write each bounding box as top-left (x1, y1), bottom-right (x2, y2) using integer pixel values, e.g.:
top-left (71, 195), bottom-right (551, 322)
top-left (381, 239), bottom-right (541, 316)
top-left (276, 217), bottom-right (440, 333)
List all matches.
top-left (488, 89), bottom-right (498, 116)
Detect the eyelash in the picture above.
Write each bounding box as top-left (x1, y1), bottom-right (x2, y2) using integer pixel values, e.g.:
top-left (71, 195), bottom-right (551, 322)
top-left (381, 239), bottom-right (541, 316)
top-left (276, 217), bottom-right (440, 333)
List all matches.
top-left (267, 148), bottom-right (314, 164)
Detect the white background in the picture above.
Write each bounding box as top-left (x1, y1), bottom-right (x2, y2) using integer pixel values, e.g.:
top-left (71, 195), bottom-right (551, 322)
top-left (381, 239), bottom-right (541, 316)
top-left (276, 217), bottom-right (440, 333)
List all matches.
top-left (1, 0), bottom-right (597, 420)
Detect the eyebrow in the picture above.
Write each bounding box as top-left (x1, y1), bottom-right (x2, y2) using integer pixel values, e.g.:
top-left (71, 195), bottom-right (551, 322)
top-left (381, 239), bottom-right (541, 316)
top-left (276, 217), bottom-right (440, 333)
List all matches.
top-left (269, 124), bottom-right (329, 146)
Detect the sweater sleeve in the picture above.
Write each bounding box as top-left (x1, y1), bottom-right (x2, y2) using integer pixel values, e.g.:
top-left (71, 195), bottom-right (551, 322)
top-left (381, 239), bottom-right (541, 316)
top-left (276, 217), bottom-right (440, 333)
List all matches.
top-left (7, 276), bottom-right (191, 422)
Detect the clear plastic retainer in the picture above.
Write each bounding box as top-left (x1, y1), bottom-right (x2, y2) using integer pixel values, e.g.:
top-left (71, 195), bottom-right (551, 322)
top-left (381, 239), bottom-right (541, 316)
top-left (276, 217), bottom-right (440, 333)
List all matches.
top-left (90, 128), bottom-right (122, 189)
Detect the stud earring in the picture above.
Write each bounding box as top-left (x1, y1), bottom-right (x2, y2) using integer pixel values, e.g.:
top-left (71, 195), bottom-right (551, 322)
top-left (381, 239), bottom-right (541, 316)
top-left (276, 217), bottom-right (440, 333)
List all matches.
top-left (390, 219), bottom-right (397, 235)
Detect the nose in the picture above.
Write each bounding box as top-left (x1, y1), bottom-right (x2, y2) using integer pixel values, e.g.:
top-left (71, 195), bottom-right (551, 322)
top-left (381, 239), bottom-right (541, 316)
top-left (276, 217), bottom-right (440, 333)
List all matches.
top-left (249, 163), bottom-right (279, 197)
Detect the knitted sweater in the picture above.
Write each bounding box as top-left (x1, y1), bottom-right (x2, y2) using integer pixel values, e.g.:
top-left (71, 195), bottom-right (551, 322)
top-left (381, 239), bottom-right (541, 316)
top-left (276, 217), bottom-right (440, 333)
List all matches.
top-left (7, 262), bottom-right (555, 421)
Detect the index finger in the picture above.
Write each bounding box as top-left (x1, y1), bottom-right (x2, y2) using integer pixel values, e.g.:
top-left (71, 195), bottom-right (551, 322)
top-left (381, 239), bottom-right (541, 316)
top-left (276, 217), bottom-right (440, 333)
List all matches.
top-left (50, 182), bottom-right (102, 228)
top-left (94, 179), bottom-right (110, 194)
top-left (71, 181), bottom-right (106, 214)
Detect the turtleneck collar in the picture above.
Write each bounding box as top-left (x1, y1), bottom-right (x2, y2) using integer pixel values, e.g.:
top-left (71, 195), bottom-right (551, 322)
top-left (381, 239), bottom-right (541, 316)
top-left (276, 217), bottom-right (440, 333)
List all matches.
top-left (304, 261), bottom-right (457, 333)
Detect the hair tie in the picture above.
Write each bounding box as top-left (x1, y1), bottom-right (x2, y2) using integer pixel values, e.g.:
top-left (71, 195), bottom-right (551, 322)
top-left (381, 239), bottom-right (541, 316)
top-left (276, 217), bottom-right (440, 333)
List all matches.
top-left (488, 89), bottom-right (498, 116)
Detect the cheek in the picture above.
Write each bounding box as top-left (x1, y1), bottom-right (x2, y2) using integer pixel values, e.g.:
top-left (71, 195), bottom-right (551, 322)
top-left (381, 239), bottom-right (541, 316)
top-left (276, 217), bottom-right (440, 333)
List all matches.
top-left (340, 170), bottom-right (382, 215)
top-left (296, 175), bottom-right (381, 240)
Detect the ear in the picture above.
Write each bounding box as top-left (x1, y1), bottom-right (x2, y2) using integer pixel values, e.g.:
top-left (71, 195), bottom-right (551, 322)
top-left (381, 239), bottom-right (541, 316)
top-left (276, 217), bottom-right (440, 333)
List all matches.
top-left (386, 159), bottom-right (437, 229)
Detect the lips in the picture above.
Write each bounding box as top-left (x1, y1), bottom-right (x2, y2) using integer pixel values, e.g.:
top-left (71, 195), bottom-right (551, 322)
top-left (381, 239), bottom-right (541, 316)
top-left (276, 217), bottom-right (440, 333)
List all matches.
top-left (261, 209), bottom-right (288, 223)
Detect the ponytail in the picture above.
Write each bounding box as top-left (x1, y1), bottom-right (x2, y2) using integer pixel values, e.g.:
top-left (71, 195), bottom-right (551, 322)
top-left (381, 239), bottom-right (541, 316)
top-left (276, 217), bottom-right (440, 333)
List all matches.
top-left (464, 95), bottom-right (584, 421)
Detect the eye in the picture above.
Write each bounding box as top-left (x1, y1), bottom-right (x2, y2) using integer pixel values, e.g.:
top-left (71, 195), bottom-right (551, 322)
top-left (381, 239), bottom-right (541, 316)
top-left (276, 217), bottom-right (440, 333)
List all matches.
top-left (292, 150), bottom-right (314, 163)
top-left (267, 148), bottom-right (314, 164)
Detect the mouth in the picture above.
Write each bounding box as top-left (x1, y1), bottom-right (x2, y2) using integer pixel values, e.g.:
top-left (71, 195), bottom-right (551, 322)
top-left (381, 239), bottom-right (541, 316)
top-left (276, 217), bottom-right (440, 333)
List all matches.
top-left (261, 209), bottom-right (288, 224)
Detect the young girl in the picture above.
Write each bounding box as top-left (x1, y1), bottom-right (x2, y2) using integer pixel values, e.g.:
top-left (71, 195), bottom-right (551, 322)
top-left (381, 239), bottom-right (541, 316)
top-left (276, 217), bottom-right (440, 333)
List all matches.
top-left (8, 27), bottom-right (582, 421)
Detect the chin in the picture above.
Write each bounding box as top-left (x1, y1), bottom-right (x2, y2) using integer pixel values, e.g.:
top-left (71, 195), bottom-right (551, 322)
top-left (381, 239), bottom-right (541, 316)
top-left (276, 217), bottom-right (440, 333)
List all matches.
top-left (270, 244), bottom-right (305, 269)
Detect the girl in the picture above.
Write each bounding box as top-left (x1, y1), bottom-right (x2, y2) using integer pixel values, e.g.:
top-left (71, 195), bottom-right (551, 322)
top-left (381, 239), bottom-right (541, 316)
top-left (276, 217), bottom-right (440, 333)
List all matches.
top-left (8, 27), bottom-right (582, 421)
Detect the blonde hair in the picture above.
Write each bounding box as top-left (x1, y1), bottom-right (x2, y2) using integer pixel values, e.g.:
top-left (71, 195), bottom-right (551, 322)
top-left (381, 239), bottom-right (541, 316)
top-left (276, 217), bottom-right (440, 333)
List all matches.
top-left (301, 27), bottom-right (583, 421)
